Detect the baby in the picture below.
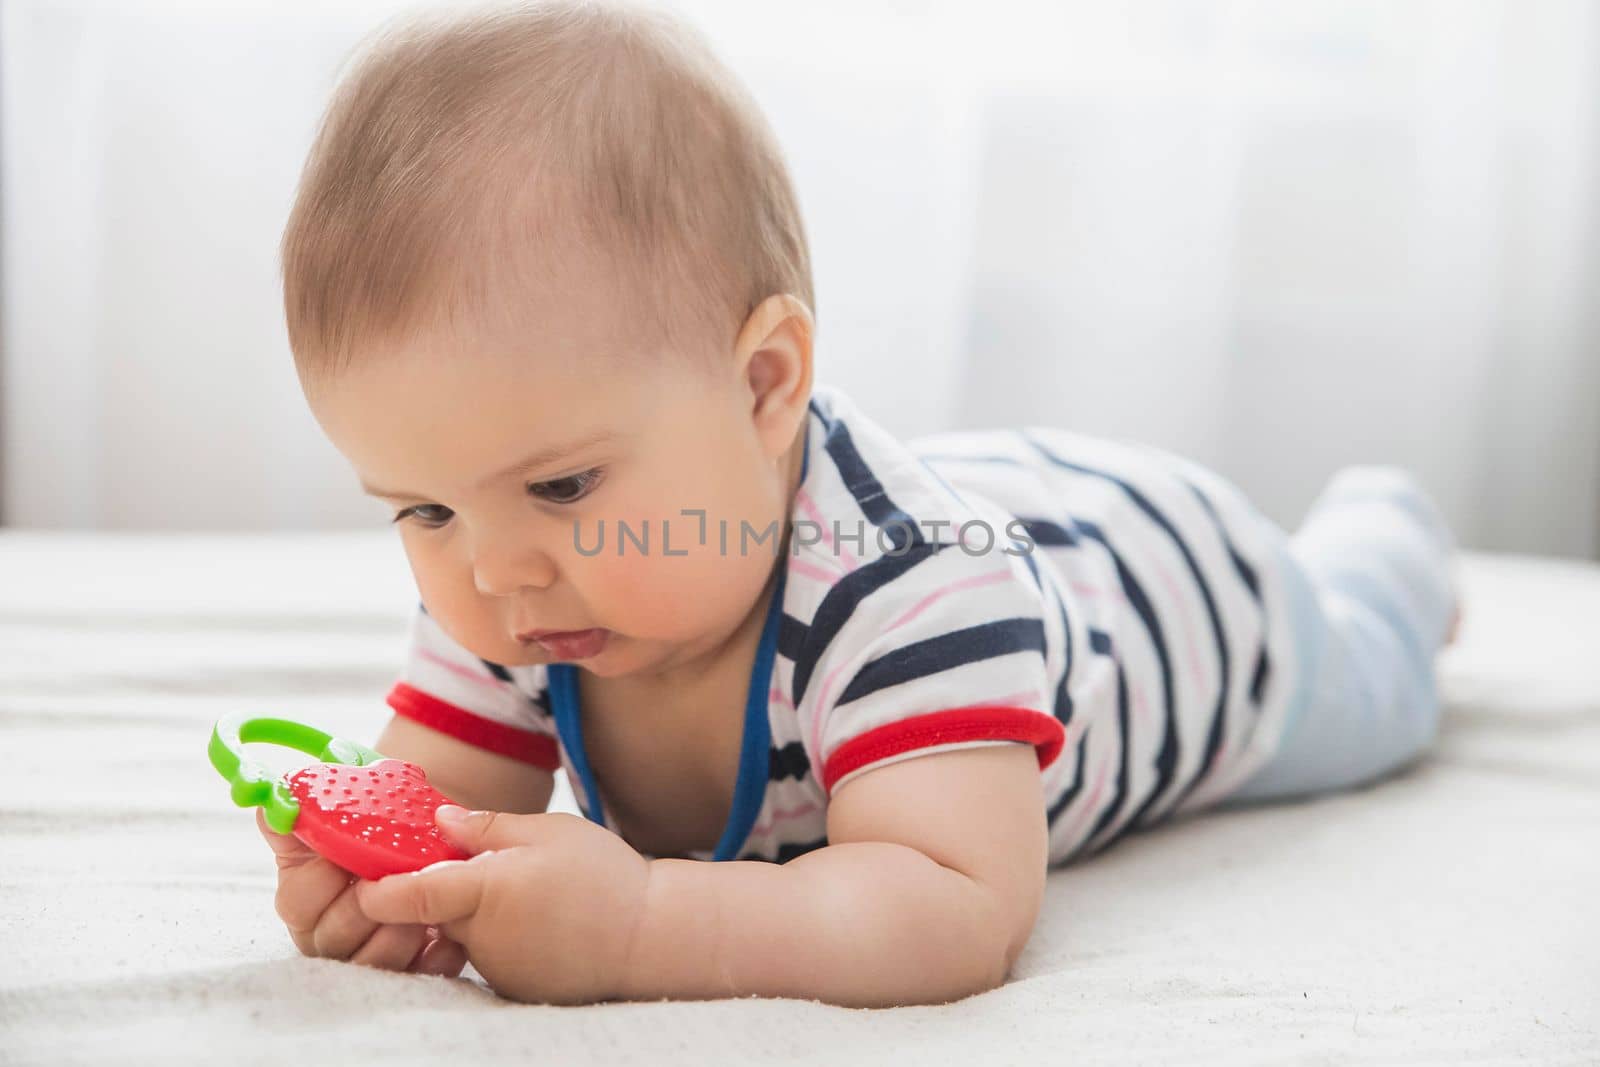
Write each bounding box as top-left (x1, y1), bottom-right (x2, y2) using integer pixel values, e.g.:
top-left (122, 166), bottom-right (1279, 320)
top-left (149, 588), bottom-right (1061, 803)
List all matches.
top-left (262, 0), bottom-right (1461, 1008)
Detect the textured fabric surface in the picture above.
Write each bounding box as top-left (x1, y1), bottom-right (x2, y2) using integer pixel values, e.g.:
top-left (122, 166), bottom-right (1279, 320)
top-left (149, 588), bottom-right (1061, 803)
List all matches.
top-left (1, 531), bottom-right (1595, 1065)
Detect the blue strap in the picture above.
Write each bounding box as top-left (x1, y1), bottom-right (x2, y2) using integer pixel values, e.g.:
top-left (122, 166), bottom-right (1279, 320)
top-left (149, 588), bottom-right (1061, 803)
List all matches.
top-left (547, 567), bottom-right (788, 861)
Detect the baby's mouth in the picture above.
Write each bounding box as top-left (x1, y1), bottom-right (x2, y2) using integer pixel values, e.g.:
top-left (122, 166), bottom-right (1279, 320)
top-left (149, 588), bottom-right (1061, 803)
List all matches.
top-left (519, 628), bottom-right (610, 661)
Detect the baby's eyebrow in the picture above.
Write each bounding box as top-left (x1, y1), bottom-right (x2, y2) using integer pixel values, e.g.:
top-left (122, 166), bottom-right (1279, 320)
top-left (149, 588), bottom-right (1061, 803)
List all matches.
top-left (360, 429), bottom-right (621, 500)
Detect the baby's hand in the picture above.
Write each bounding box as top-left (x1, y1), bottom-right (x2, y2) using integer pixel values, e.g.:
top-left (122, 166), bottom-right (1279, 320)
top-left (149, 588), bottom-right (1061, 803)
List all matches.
top-left (256, 808), bottom-right (466, 977)
top-left (355, 807), bottom-right (651, 1005)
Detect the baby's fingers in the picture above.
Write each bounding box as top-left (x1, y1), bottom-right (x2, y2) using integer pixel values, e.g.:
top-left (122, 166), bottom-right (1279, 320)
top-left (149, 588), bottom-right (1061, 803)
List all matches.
top-left (276, 855), bottom-right (355, 941)
top-left (410, 931), bottom-right (468, 978)
top-left (310, 880), bottom-right (381, 960)
top-left (349, 921), bottom-right (430, 972)
top-left (355, 856), bottom-right (489, 927)
top-left (256, 808), bottom-right (316, 866)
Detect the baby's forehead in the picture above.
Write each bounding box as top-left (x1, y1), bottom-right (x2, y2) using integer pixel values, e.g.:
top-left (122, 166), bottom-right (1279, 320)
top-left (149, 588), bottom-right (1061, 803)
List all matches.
top-left (321, 268), bottom-right (707, 397)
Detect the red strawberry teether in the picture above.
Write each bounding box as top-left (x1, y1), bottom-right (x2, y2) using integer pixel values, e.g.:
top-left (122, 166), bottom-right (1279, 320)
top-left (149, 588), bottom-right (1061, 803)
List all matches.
top-left (208, 714), bottom-right (469, 880)
top-left (284, 758), bottom-right (468, 880)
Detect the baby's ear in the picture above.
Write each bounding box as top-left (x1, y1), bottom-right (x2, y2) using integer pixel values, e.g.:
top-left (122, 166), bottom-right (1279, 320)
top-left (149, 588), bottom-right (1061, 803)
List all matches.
top-left (737, 294), bottom-right (813, 448)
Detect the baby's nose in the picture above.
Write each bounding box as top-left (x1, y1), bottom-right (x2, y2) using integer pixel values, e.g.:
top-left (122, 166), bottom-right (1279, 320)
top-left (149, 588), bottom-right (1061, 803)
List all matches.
top-left (470, 536), bottom-right (558, 596)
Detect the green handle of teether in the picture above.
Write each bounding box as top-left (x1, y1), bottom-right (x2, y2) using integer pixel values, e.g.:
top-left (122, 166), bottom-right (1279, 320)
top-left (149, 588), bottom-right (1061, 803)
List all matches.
top-left (208, 715), bottom-right (389, 834)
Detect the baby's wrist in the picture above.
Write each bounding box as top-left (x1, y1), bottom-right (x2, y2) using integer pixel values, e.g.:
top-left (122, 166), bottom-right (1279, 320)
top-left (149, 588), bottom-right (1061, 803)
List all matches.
top-left (616, 858), bottom-right (735, 1001)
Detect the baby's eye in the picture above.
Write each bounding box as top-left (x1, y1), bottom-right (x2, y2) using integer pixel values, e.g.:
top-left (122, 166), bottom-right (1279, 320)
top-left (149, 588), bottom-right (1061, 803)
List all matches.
top-left (528, 468), bottom-right (604, 505)
top-left (391, 504), bottom-right (453, 528)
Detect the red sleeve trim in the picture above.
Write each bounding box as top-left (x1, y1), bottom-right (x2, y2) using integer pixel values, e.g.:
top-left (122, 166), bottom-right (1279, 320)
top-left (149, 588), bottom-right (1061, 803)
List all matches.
top-left (385, 680), bottom-right (560, 771)
top-left (820, 705), bottom-right (1064, 795)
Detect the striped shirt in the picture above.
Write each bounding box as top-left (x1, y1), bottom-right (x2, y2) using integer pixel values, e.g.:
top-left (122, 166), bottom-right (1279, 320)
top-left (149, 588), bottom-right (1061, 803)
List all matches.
top-left (385, 381), bottom-right (1301, 867)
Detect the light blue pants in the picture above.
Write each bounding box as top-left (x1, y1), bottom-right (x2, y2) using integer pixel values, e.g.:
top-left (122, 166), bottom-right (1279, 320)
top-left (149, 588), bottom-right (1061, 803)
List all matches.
top-left (1217, 467), bottom-right (1458, 807)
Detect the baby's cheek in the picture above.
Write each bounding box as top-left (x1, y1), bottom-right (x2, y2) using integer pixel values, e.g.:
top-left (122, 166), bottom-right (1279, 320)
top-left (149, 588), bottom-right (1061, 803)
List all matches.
top-left (571, 541), bottom-right (693, 636)
top-left (576, 526), bottom-right (772, 641)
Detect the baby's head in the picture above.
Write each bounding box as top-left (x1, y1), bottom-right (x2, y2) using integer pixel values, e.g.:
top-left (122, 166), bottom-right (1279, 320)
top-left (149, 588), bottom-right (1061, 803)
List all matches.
top-left (286, 0), bottom-right (816, 683)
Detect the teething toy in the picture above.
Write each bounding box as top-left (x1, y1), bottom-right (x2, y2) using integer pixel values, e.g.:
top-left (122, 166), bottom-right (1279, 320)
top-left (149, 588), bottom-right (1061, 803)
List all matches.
top-left (208, 714), bottom-right (469, 880)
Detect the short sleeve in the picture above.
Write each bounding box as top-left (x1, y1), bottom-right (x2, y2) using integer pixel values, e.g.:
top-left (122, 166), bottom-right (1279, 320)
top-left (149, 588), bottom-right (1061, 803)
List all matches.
top-left (383, 601), bottom-right (561, 770)
top-left (794, 539), bottom-right (1067, 797)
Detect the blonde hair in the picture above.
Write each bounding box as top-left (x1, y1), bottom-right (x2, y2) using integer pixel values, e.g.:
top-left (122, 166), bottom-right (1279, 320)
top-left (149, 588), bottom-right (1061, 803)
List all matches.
top-left (281, 0), bottom-right (813, 390)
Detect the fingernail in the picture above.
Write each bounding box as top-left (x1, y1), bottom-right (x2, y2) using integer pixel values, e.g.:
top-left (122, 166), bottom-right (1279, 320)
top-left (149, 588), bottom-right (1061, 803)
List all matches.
top-left (436, 804), bottom-right (467, 824)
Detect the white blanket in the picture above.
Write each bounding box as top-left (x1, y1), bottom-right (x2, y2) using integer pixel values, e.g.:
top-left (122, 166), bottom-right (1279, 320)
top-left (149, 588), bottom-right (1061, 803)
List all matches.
top-left (1, 531), bottom-right (1596, 1065)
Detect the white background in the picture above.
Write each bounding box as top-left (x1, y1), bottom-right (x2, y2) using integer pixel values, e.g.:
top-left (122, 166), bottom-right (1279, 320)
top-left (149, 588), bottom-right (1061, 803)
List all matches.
top-left (4, 0), bottom-right (1598, 557)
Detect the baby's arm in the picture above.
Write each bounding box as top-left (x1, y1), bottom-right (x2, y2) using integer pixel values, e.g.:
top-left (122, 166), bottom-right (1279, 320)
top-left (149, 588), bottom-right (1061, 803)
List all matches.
top-left (620, 741), bottom-right (1048, 1007)
top-left (373, 714), bottom-right (555, 815)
